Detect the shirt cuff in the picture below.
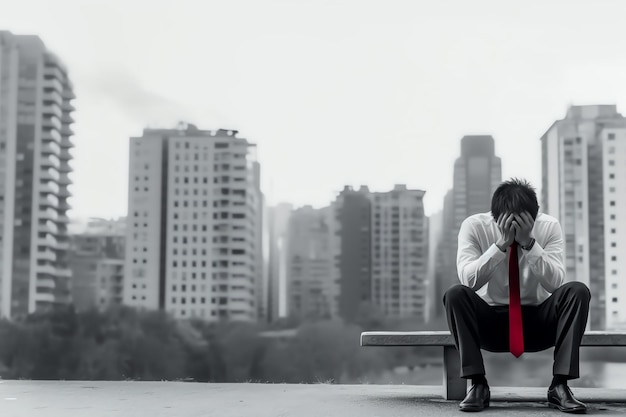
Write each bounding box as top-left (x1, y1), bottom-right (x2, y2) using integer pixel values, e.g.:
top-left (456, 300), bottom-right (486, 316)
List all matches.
top-left (523, 239), bottom-right (543, 263)
top-left (486, 243), bottom-right (507, 262)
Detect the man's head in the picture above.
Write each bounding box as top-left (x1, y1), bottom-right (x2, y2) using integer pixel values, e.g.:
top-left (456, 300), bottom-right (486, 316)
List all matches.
top-left (491, 178), bottom-right (539, 221)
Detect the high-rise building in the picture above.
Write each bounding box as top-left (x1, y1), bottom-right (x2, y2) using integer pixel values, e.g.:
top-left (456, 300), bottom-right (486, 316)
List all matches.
top-left (334, 185), bottom-right (429, 321)
top-left (286, 205), bottom-right (338, 320)
top-left (267, 202), bottom-right (292, 322)
top-left (433, 136), bottom-right (502, 317)
top-left (124, 123), bottom-right (263, 322)
top-left (541, 105), bottom-right (626, 329)
top-left (335, 186), bottom-right (372, 322)
top-left (371, 185), bottom-right (428, 320)
top-left (69, 231), bottom-right (125, 312)
top-left (0, 32), bottom-right (75, 318)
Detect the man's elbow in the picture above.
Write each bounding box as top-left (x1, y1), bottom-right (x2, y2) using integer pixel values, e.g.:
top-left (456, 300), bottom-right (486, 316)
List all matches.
top-left (460, 274), bottom-right (483, 291)
top-left (546, 268), bottom-right (566, 292)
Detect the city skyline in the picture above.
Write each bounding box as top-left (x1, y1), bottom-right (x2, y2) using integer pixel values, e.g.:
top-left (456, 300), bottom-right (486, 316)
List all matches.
top-left (2, 0), bottom-right (626, 218)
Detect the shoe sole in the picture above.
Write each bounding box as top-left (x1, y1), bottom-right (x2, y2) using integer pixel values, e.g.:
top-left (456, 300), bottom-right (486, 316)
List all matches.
top-left (459, 402), bottom-right (490, 412)
top-left (548, 402), bottom-right (587, 414)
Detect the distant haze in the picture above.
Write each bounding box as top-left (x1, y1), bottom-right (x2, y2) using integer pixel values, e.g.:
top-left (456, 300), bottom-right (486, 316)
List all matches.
top-left (1, 0), bottom-right (625, 217)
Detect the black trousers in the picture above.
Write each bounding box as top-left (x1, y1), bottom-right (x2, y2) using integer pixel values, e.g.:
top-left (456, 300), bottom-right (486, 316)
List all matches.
top-left (443, 281), bottom-right (591, 379)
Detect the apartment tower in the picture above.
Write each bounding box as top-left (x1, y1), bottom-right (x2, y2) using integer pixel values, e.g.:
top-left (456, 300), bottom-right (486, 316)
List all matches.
top-left (541, 105), bottom-right (626, 329)
top-left (0, 32), bottom-right (75, 318)
top-left (124, 123), bottom-right (263, 321)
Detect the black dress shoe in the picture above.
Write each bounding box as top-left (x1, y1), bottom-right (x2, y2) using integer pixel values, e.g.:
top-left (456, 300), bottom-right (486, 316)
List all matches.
top-left (459, 383), bottom-right (490, 412)
top-left (547, 384), bottom-right (587, 413)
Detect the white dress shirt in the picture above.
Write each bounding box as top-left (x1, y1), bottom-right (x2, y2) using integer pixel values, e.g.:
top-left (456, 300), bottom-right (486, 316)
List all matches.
top-left (456, 211), bottom-right (566, 306)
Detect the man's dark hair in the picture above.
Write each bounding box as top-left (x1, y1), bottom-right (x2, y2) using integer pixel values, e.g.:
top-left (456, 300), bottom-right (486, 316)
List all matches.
top-left (491, 178), bottom-right (539, 221)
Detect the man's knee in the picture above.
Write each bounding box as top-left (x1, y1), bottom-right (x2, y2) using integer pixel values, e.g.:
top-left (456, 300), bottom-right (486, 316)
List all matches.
top-left (443, 284), bottom-right (472, 306)
top-left (561, 281), bottom-right (591, 302)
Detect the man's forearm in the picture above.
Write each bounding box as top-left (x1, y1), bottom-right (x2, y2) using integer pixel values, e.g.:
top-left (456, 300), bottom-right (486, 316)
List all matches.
top-left (458, 244), bottom-right (507, 289)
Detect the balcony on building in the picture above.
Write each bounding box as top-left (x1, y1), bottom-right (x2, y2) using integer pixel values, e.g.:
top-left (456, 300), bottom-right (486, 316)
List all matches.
top-left (57, 187), bottom-right (71, 198)
top-left (62, 88), bottom-right (76, 100)
top-left (38, 220), bottom-right (59, 235)
top-left (40, 194), bottom-right (59, 208)
top-left (42, 127), bottom-right (62, 144)
top-left (61, 125), bottom-right (74, 136)
top-left (37, 248), bottom-right (57, 262)
top-left (40, 154), bottom-right (61, 170)
top-left (62, 100), bottom-right (75, 112)
top-left (42, 103), bottom-right (63, 119)
top-left (35, 263), bottom-right (57, 276)
top-left (43, 64), bottom-right (65, 81)
top-left (36, 278), bottom-right (56, 292)
top-left (35, 292), bottom-right (55, 303)
top-left (57, 199), bottom-right (71, 211)
top-left (59, 148), bottom-right (71, 160)
top-left (37, 234), bottom-right (57, 250)
top-left (43, 78), bottom-right (64, 93)
top-left (39, 207), bottom-right (58, 221)
top-left (58, 161), bottom-right (72, 174)
top-left (40, 166), bottom-right (61, 182)
top-left (55, 213), bottom-right (70, 224)
top-left (42, 115), bottom-right (62, 131)
top-left (58, 173), bottom-right (72, 186)
top-left (60, 137), bottom-right (74, 149)
top-left (61, 113), bottom-right (74, 124)
top-left (42, 141), bottom-right (61, 156)
top-left (39, 180), bottom-right (60, 195)
top-left (44, 90), bottom-right (63, 106)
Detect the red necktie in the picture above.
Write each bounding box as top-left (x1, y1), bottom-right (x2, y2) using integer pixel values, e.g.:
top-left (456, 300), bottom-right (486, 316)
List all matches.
top-left (509, 241), bottom-right (524, 357)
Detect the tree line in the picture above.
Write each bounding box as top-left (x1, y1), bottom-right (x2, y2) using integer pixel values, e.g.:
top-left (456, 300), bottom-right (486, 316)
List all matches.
top-left (0, 302), bottom-right (445, 382)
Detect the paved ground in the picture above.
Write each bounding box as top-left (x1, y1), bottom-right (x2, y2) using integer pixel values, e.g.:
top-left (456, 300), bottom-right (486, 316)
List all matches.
top-left (1, 380), bottom-right (625, 416)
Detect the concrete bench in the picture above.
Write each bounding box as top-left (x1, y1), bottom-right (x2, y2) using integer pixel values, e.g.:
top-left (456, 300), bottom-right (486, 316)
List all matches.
top-left (360, 330), bottom-right (626, 400)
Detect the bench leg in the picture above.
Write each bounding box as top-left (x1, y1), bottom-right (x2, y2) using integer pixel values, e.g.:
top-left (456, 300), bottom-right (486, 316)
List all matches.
top-left (443, 345), bottom-right (467, 401)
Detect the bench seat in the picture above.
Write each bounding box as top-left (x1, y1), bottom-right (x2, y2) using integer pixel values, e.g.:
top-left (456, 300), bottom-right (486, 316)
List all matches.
top-left (360, 330), bottom-right (626, 400)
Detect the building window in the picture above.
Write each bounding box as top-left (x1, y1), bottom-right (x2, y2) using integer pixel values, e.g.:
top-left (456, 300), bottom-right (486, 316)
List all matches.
top-left (611, 242), bottom-right (617, 247)
top-left (610, 201), bottom-right (616, 206)
top-left (610, 214), bottom-right (616, 220)
top-left (608, 133), bottom-right (616, 140)
top-left (612, 256), bottom-right (617, 261)
top-left (609, 160), bottom-right (615, 166)
top-left (612, 297), bottom-right (618, 303)
top-left (611, 228), bottom-right (616, 234)
top-left (609, 173), bottom-right (615, 179)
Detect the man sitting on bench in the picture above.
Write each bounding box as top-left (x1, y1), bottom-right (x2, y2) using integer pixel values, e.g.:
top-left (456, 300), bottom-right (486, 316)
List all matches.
top-left (443, 178), bottom-right (590, 413)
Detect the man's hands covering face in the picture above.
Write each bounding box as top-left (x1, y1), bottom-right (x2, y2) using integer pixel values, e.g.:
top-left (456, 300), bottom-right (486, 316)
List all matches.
top-left (496, 212), bottom-right (534, 251)
top-left (496, 213), bottom-right (516, 251)
top-left (513, 212), bottom-right (534, 247)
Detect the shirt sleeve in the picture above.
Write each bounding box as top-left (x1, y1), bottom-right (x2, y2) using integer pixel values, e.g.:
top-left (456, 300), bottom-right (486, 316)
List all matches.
top-left (457, 217), bottom-right (507, 290)
top-left (524, 221), bottom-right (566, 292)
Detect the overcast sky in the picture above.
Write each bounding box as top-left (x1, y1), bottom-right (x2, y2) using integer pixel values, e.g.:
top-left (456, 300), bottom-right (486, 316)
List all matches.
top-left (1, 0), bottom-right (625, 218)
